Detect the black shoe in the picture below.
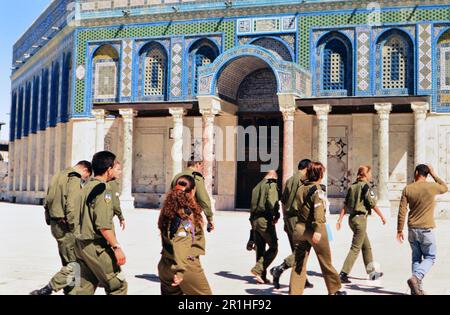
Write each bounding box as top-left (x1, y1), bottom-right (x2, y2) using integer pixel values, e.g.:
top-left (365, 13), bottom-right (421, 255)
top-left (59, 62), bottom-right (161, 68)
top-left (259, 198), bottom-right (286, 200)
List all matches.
top-left (340, 272), bottom-right (351, 284)
top-left (246, 240), bottom-right (255, 251)
top-left (270, 264), bottom-right (286, 290)
top-left (407, 276), bottom-right (423, 295)
top-left (305, 279), bottom-right (314, 289)
top-left (30, 285), bottom-right (53, 296)
top-left (370, 272), bottom-right (384, 281)
top-left (332, 291), bottom-right (348, 295)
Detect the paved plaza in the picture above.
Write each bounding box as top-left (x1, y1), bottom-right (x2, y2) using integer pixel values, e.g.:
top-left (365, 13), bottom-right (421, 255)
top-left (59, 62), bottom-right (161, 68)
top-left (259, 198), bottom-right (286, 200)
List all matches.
top-left (1, 202), bottom-right (450, 295)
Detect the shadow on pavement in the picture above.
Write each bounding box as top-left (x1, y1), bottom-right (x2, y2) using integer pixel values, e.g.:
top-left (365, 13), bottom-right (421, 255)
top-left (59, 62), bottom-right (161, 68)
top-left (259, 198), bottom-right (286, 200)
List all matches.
top-left (215, 271), bottom-right (255, 283)
top-left (135, 274), bottom-right (161, 283)
top-left (345, 284), bottom-right (407, 295)
top-left (246, 287), bottom-right (287, 295)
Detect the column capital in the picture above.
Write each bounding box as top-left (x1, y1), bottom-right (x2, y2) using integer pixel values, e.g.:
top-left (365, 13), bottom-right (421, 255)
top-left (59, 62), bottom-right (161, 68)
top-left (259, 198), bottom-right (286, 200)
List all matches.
top-left (375, 103), bottom-right (392, 120)
top-left (281, 107), bottom-right (296, 121)
top-left (119, 108), bottom-right (137, 120)
top-left (200, 108), bottom-right (220, 119)
top-left (92, 109), bottom-right (106, 120)
top-left (313, 104), bottom-right (331, 119)
top-left (169, 107), bottom-right (187, 120)
top-left (411, 102), bottom-right (430, 116)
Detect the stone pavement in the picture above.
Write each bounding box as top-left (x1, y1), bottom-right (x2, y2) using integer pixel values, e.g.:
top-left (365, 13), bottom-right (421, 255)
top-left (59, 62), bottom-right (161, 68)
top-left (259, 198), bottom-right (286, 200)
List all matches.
top-left (1, 202), bottom-right (450, 295)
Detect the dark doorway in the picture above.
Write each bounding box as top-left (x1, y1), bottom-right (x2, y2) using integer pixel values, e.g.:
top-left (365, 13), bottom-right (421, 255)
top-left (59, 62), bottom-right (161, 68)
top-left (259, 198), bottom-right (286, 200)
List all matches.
top-left (236, 113), bottom-right (284, 209)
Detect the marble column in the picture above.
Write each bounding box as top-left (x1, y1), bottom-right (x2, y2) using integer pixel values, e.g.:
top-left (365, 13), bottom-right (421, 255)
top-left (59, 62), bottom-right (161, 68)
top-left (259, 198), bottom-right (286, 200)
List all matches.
top-left (200, 108), bottom-right (219, 199)
top-left (313, 104), bottom-right (331, 186)
top-left (92, 109), bottom-right (106, 153)
top-left (411, 102), bottom-right (429, 166)
top-left (279, 94), bottom-right (297, 188)
top-left (169, 108), bottom-right (186, 177)
top-left (119, 108), bottom-right (136, 210)
top-left (375, 103), bottom-right (392, 217)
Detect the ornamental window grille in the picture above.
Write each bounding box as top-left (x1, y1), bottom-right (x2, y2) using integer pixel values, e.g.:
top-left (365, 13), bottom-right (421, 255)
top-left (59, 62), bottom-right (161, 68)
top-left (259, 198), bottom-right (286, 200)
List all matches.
top-left (382, 36), bottom-right (408, 90)
top-left (323, 40), bottom-right (347, 90)
top-left (144, 49), bottom-right (166, 96)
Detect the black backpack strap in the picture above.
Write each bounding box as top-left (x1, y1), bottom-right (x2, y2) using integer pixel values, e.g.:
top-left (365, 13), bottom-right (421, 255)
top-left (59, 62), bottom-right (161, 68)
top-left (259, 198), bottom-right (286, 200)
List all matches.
top-left (306, 185), bottom-right (319, 201)
top-left (68, 172), bottom-right (82, 179)
top-left (192, 172), bottom-right (204, 180)
top-left (360, 184), bottom-right (370, 203)
top-left (86, 183), bottom-right (106, 205)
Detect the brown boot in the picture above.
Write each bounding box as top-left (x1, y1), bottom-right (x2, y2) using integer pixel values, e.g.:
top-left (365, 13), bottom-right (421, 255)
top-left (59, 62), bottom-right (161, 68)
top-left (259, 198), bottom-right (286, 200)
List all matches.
top-left (407, 276), bottom-right (424, 295)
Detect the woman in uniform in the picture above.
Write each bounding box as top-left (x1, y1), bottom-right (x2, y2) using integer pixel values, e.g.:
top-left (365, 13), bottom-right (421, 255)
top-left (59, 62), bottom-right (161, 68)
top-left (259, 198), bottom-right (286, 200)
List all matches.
top-left (337, 165), bottom-right (387, 283)
top-left (158, 175), bottom-right (212, 295)
top-left (289, 162), bottom-right (346, 295)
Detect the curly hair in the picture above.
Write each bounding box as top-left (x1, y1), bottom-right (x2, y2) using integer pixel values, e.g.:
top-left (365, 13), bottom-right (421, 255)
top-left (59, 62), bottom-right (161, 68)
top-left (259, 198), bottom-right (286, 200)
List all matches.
top-left (158, 176), bottom-right (204, 234)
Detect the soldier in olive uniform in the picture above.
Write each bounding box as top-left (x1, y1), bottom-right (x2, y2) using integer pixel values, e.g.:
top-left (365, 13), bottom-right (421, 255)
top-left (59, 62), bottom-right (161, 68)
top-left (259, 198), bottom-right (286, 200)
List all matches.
top-left (289, 162), bottom-right (346, 295)
top-left (250, 171), bottom-right (280, 284)
top-left (271, 159), bottom-right (314, 290)
top-left (158, 175), bottom-right (212, 295)
top-left (337, 165), bottom-right (386, 284)
top-left (30, 161), bottom-right (92, 296)
top-left (109, 161), bottom-right (125, 231)
top-left (172, 160), bottom-right (214, 233)
top-left (71, 151), bottom-right (127, 295)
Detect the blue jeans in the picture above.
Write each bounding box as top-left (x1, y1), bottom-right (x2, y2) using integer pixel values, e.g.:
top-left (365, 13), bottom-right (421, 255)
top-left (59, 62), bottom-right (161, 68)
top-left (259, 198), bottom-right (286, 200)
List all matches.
top-left (408, 228), bottom-right (437, 281)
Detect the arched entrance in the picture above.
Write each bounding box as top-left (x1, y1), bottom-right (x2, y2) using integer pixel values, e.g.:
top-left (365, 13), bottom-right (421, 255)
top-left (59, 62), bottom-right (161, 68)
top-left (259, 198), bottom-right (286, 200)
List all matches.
top-left (216, 56), bottom-right (283, 209)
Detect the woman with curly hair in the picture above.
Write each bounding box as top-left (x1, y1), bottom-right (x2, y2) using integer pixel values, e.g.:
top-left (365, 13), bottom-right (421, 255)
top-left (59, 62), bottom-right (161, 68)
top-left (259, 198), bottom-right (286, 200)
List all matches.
top-left (158, 175), bottom-right (212, 295)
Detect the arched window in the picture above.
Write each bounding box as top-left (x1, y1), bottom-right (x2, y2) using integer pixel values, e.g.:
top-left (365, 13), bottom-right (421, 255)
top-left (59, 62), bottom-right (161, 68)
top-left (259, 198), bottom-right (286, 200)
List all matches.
top-left (317, 33), bottom-right (352, 96)
top-left (60, 52), bottom-right (71, 123)
top-left (93, 45), bottom-right (119, 100)
top-left (437, 30), bottom-right (450, 106)
top-left (31, 76), bottom-right (40, 133)
top-left (50, 62), bottom-right (60, 127)
top-left (377, 30), bottom-right (413, 94)
top-left (140, 42), bottom-right (167, 97)
top-left (24, 82), bottom-right (32, 136)
top-left (39, 68), bottom-right (49, 131)
top-left (382, 36), bottom-right (408, 89)
top-left (189, 39), bottom-right (219, 95)
top-left (10, 91), bottom-right (17, 142)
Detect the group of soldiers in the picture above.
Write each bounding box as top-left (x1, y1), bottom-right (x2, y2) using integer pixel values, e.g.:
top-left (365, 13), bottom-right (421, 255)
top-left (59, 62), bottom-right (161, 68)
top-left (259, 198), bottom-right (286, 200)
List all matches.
top-left (246, 159), bottom-right (447, 295)
top-left (31, 151), bottom-right (127, 295)
top-left (30, 150), bottom-right (447, 295)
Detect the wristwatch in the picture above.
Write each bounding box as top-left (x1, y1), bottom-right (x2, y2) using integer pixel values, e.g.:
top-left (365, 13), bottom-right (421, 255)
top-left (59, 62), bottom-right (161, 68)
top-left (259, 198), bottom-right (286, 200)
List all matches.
top-left (112, 244), bottom-right (121, 250)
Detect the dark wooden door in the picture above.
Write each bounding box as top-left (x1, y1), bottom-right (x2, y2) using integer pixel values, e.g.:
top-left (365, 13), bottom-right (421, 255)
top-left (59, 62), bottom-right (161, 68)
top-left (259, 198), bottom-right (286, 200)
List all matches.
top-left (236, 113), bottom-right (283, 209)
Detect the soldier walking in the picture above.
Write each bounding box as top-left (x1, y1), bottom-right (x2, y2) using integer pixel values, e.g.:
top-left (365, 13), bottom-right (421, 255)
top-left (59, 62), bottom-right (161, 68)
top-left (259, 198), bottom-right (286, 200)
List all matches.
top-left (337, 165), bottom-right (386, 284)
top-left (289, 162), bottom-right (346, 295)
top-left (397, 164), bottom-right (448, 295)
top-left (158, 175), bottom-right (212, 295)
top-left (249, 170), bottom-right (280, 284)
top-left (30, 161), bottom-right (92, 295)
top-left (72, 151), bottom-right (128, 295)
top-left (270, 159), bottom-right (314, 290)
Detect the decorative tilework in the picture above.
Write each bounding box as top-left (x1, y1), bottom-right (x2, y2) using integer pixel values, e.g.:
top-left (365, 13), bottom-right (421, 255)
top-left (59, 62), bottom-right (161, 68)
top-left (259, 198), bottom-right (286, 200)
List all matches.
top-left (418, 24), bottom-right (432, 91)
top-left (251, 37), bottom-right (293, 62)
top-left (171, 38), bottom-right (183, 98)
top-left (76, 65), bottom-right (86, 80)
top-left (237, 16), bottom-right (297, 35)
top-left (357, 28), bottom-right (370, 92)
top-left (75, 20), bottom-right (235, 113)
top-left (121, 39), bottom-right (133, 97)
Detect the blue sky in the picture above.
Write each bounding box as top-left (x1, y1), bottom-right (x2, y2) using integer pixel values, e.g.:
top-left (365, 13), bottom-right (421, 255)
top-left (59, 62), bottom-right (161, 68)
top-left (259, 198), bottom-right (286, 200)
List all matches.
top-left (0, 0), bottom-right (51, 141)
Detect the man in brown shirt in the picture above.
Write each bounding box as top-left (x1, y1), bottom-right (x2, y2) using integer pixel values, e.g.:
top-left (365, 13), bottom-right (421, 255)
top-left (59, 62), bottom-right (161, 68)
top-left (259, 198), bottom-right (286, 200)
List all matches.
top-left (397, 164), bottom-right (448, 295)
